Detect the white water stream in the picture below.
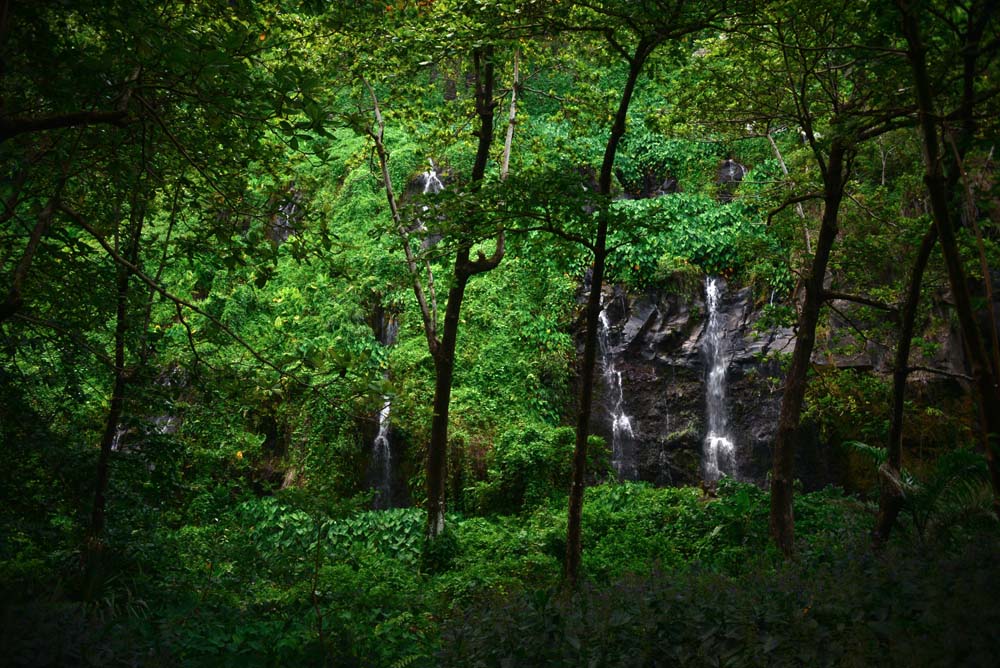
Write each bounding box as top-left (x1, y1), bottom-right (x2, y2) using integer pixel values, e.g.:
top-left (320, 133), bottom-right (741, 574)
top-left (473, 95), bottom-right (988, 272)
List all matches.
top-left (371, 314), bottom-right (398, 509)
top-left (598, 306), bottom-right (637, 480)
top-left (702, 276), bottom-right (735, 480)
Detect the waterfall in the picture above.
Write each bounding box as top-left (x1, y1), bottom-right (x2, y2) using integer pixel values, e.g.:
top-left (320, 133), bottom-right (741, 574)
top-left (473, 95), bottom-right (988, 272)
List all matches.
top-left (598, 304), bottom-right (637, 480)
top-left (416, 160), bottom-right (444, 249)
top-left (702, 276), bottom-right (736, 480)
top-left (372, 398), bottom-right (392, 509)
top-left (371, 313), bottom-right (398, 509)
top-left (110, 424), bottom-right (127, 452)
top-left (422, 159), bottom-right (444, 195)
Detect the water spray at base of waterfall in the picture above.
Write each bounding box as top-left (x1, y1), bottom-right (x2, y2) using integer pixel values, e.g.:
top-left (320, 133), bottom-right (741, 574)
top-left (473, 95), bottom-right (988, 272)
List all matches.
top-left (703, 435), bottom-right (735, 481)
top-left (702, 276), bottom-right (736, 481)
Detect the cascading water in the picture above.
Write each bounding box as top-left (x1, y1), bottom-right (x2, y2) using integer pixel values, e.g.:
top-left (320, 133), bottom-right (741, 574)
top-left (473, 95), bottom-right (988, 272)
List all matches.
top-left (372, 398), bottom-right (393, 508)
top-left (598, 304), bottom-right (637, 480)
top-left (415, 160), bottom-right (445, 249)
top-left (371, 314), bottom-right (398, 509)
top-left (702, 276), bottom-right (736, 480)
top-left (422, 160), bottom-right (444, 195)
top-left (110, 424), bottom-right (127, 452)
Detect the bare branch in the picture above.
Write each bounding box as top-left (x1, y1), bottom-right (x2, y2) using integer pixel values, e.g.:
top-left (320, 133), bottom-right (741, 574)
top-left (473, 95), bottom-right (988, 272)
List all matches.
top-left (767, 132), bottom-right (811, 253)
top-left (174, 301), bottom-right (204, 369)
top-left (511, 223), bottom-right (597, 252)
top-left (767, 191), bottom-right (824, 225)
top-left (466, 230), bottom-right (505, 275)
top-left (134, 94), bottom-right (241, 213)
top-left (11, 312), bottom-right (114, 368)
top-left (361, 77), bottom-right (439, 353)
top-left (907, 364), bottom-right (973, 382)
top-left (823, 290), bottom-right (896, 312)
top-left (2, 192), bottom-right (61, 323)
top-left (825, 300), bottom-right (876, 347)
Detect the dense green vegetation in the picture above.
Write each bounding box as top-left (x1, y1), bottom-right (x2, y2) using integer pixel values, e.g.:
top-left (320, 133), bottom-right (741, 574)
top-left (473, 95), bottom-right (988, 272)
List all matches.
top-left (4, 480), bottom-right (998, 666)
top-left (2, 0), bottom-right (998, 665)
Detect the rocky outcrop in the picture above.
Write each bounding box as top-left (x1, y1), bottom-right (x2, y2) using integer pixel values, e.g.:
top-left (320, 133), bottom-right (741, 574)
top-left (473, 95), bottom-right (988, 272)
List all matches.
top-left (588, 279), bottom-right (794, 486)
top-left (585, 268), bottom-right (988, 490)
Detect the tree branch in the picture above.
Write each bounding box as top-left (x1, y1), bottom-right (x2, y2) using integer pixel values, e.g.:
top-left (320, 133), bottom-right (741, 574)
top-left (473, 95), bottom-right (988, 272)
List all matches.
top-left (907, 364), bottom-right (973, 382)
top-left (823, 290), bottom-right (897, 312)
top-left (824, 300), bottom-right (876, 352)
top-left (362, 77), bottom-right (439, 353)
top-left (510, 222), bottom-right (597, 252)
top-left (134, 94), bottom-right (241, 213)
top-left (0, 110), bottom-right (128, 142)
top-left (2, 192), bottom-right (61, 323)
top-left (767, 191), bottom-right (824, 225)
top-left (11, 313), bottom-right (114, 368)
top-left (767, 131), bottom-right (811, 252)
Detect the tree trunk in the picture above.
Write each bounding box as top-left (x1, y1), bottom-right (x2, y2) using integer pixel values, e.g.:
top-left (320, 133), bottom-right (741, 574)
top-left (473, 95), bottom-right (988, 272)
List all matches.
top-left (84, 181), bottom-right (146, 586)
top-left (426, 267), bottom-right (469, 538)
top-left (897, 0), bottom-right (1000, 504)
top-left (565, 242), bottom-right (607, 584)
top-left (83, 249), bottom-right (131, 590)
top-left (769, 141), bottom-right (846, 557)
top-left (365, 57), bottom-right (504, 539)
top-left (565, 41), bottom-right (652, 585)
top-left (2, 196), bottom-right (57, 323)
top-left (873, 224), bottom-right (937, 547)
top-left (423, 47), bottom-right (503, 539)
top-left (88, 352), bottom-right (127, 547)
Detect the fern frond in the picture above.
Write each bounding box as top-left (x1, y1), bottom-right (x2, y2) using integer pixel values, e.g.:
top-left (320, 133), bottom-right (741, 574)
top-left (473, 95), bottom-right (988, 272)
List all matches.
top-left (390, 653), bottom-right (429, 668)
top-left (843, 440), bottom-right (888, 466)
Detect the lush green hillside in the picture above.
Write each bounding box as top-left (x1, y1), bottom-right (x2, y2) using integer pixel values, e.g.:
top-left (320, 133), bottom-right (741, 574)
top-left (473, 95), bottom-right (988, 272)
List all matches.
top-left (2, 1), bottom-right (998, 665)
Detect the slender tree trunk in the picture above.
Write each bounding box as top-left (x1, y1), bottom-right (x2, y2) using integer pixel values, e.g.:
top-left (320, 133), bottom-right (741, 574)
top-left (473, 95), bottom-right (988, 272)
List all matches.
top-left (897, 1), bottom-right (1000, 504)
top-left (565, 242), bottom-right (607, 584)
top-left (1, 196), bottom-right (56, 322)
top-left (88, 332), bottom-right (128, 547)
top-left (565, 41), bottom-right (652, 585)
top-left (426, 267), bottom-right (470, 537)
top-left (769, 141), bottom-right (846, 557)
top-left (469, 48), bottom-right (495, 184)
top-left (421, 48), bottom-right (520, 533)
top-left (84, 178), bottom-right (146, 583)
top-left (84, 250), bottom-right (131, 591)
top-left (366, 48), bottom-right (507, 540)
top-left (873, 223), bottom-right (937, 547)
top-left (767, 132), bottom-right (811, 254)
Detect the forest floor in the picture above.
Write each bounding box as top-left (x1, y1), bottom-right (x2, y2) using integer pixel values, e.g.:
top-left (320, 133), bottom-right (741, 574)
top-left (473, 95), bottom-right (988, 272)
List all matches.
top-left (2, 481), bottom-right (999, 667)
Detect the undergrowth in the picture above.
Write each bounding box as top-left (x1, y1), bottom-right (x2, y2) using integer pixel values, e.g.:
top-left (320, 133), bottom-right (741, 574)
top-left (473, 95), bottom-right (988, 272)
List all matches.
top-left (1, 481), bottom-right (997, 667)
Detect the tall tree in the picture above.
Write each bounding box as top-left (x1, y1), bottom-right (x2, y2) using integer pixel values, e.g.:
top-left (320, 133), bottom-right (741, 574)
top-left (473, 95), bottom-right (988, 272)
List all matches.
top-left (1, 0), bottom-right (302, 575)
top-left (873, 222), bottom-right (937, 546)
top-left (680, 0), bottom-right (917, 555)
top-left (762, 3), bottom-right (918, 556)
top-left (363, 41), bottom-right (514, 537)
top-left (562, 0), bottom-right (736, 584)
top-left (895, 0), bottom-right (1000, 506)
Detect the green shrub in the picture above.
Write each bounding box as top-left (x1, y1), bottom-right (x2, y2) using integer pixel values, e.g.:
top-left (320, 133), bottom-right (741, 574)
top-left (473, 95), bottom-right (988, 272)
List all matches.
top-left (468, 424), bottom-right (575, 515)
top-left (608, 194), bottom-right (776, 286)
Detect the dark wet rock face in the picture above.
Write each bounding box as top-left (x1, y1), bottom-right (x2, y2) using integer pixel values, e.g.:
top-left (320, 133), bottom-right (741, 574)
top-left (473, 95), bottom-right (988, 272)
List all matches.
top-left (585, 272), bottom-right (977, 490)
top-left (588, 279), bottom-right (798, 487)
top-left (716, 159), bottom-right (747, 203)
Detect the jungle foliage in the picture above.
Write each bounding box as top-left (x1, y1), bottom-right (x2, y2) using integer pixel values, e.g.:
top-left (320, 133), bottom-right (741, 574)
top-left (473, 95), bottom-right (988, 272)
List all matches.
top-left (2, 0), bottom-right (999, 665)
